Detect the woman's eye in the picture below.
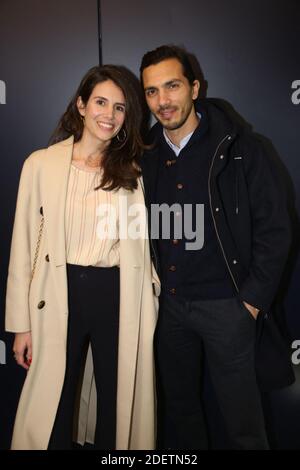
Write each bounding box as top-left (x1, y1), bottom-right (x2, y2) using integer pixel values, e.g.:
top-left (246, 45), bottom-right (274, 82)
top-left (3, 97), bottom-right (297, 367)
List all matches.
top-left (116, 106), bottom-right (125, 113)
top-left (96, 99), bottom-right (105, 106)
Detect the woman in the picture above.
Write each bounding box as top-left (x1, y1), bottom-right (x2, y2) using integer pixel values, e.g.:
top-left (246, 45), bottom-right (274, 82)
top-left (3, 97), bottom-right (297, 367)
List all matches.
top-left (5, 65), bottom-right (160, 450)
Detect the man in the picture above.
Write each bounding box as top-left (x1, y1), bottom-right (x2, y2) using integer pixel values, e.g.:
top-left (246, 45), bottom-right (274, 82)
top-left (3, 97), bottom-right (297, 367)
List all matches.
top-left (140, 45), bottom-right (292, 449)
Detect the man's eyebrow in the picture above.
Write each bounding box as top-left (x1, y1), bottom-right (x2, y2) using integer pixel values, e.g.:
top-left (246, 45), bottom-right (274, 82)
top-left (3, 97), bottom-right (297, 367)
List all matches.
top-left (163, 79), bottom-right (182, 87)
top-left (144, 86), bottom-right (157, 92)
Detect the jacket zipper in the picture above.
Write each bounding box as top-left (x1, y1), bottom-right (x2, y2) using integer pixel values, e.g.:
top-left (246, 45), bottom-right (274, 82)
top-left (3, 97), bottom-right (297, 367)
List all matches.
top-left (234, 156), bottom-right (242, 215)
top-left (208, 135), bottom-right (239, 293)
top-left (235, 169), bottom-right (239, 215)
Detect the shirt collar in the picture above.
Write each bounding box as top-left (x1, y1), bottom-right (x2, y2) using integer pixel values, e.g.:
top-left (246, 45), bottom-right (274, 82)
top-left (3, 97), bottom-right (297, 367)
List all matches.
top-left (163, 112), bottom-right (202, 156)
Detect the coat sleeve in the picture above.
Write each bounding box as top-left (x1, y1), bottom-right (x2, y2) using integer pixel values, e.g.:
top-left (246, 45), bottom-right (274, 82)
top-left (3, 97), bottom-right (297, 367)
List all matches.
top-left (5, 158), bottom-right (33, 332)
top-left (238, 135), bottom-right (292, 312)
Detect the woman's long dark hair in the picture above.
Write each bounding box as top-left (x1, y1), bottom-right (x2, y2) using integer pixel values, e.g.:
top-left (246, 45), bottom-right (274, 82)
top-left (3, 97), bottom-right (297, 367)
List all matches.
top-left (49, 65), bottom-right (145, 191)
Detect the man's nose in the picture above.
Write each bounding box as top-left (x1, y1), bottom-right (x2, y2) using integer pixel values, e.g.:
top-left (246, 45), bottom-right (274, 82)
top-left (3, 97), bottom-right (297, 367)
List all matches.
top-left (158, 90), bottom-right (171, 107)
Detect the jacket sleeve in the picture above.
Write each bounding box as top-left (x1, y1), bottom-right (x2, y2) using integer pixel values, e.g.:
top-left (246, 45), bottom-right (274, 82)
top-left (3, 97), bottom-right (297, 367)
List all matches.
top-left (238, 135), bottom-right (292, 312)
top-left (5, 158), bottom-right (33, 332)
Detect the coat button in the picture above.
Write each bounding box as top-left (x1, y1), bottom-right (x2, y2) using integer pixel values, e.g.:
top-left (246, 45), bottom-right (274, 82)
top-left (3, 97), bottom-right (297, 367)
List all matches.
top-left (38, 300), bottom-right (45, 309)
top-left (233, 259), bottom-right (238, 265)
top-left (170, 288), bottom-right (176, 294)
top-left (215, 207), bottom-right (220, 212)
top-left (169, 265), bottom-right (176, 272)
top-left (172, 239), bottom-right (179, 245)
top-left (177, 183), bottom-right (184, 189)
top-left (45, 254), bottom-right (49, 262)
top-left (40, 206), bottom-right (43, 216)
top-left (220, 154), bottom-right (224, 159)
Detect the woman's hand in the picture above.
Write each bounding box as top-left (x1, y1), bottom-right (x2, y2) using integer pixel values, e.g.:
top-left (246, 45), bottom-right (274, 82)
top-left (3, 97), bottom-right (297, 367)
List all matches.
top-left (13, 332), bottom-right (32, 370)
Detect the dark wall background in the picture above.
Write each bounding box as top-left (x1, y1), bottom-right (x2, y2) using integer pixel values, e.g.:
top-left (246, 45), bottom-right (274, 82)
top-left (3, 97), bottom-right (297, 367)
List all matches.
top-left (1, 0), bottom-right (299, 450)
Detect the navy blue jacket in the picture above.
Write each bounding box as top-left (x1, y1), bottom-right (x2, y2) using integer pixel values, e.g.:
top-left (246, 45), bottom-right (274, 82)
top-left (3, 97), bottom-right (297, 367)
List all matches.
top-left (142, 99), bottom-right (291, 313)
top-left (141, 99), bottom-right (294, 391)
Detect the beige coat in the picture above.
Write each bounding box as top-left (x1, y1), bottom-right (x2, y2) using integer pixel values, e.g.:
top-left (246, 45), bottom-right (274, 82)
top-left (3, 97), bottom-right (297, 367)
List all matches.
top-left (5, 136), bottom-right (160, 450)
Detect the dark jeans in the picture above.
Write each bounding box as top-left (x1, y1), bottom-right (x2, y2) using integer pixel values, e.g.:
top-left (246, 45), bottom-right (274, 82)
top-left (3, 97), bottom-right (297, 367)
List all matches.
top-left (155, 294), bottom-right (269, 450)
top-left (48, 264), bottom-right (120, 450)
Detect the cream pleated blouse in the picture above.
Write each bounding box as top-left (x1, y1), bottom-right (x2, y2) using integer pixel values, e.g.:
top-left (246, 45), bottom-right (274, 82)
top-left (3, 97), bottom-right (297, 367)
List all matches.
top-left (65, 163), bottom-right (120, 267)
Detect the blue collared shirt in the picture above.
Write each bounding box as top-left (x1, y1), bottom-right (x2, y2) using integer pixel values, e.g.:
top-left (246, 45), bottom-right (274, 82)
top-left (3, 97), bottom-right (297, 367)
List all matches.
top-left (163, 112), bottom-right (202, 156)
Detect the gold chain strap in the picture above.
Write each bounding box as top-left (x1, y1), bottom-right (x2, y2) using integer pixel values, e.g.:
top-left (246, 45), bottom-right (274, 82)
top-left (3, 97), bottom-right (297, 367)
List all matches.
top-left (30, 215), bottom-right (44, 282)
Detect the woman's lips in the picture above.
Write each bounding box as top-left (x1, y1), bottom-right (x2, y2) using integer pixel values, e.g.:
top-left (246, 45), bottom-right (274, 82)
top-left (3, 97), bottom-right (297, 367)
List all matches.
top-left (97, 121), bottom-right (114, 131)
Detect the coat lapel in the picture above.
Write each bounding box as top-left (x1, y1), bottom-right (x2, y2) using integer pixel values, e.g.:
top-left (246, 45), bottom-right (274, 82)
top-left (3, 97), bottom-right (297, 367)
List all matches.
top-left (41, 136), bottom-right (74, 315)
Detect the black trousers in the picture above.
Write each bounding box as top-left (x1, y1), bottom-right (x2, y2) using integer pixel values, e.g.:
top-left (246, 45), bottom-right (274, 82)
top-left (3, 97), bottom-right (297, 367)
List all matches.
top-left (48, 264), bottom-right (120, 450)
top-left (155, 294), bottom-right (269, 450)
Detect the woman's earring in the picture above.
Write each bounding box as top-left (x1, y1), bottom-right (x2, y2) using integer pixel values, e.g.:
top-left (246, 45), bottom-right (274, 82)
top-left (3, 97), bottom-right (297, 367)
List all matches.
top-left (116, 128), bottom-right (127, 143)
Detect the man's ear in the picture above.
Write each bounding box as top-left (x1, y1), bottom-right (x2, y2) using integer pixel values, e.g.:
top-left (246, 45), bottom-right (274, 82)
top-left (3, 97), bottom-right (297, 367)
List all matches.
top-left (192, 80), bottom-right (200, 100)
top-left (77, 96), bottom-right (86, 117)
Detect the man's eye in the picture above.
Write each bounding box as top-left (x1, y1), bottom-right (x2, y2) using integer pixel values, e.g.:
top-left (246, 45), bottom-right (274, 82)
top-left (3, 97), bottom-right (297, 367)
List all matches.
top-left (168, 83), bottom-right (179, 89)
top-left (146, 89), bottom-right (156, 97)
